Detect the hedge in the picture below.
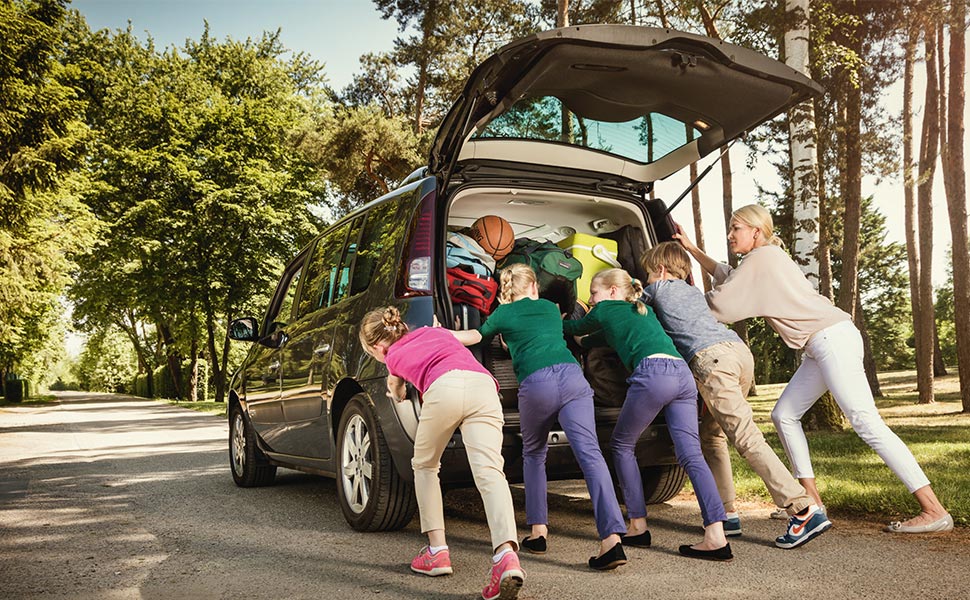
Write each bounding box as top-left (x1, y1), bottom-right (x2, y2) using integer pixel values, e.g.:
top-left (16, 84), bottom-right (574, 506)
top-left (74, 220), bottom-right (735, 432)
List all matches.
top-left (133, 360), bottom-right (209, 401)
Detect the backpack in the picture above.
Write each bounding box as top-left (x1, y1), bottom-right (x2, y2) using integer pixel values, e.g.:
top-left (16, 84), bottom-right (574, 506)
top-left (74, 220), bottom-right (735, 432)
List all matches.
top-left (446, 267), bottom-right (499, 315)
top-left (446, 232), bottom-right (494, 277)
top-left (499, 238), bottom-right (583, 313)
top-left (601, 225), bottom-right (650, 283)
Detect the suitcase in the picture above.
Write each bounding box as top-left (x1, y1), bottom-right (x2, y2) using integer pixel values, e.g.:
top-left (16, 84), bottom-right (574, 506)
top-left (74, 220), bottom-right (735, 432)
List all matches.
top-left (556, 233), bottom-right (621, 303)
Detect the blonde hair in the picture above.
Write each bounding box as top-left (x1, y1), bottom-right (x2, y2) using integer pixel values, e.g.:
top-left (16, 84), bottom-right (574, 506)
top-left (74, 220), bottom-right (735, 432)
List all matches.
top-left (359, 306), bottom-right (409, 350)
top-left (732, 204), bottom-right (784, 248)
top-left (590, 268), bottom-right (647, 315)
top-left (640, 242), bottom-right (692, 280)
top-left (498, 263), bottom-right (537, 304)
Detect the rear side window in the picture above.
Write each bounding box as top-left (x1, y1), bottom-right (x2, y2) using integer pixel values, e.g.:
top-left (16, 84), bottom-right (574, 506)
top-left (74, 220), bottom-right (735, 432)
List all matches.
top-left (296, 222), bottom-right (350, 318)
top-left (350, 200), bottom-right (403, 296)
top-left (331, 218), bottom-right (364, 305)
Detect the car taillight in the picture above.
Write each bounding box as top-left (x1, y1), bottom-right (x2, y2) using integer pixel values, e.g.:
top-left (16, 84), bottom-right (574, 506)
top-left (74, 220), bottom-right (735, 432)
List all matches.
top-left (396, 190), bottom-right (435, 298)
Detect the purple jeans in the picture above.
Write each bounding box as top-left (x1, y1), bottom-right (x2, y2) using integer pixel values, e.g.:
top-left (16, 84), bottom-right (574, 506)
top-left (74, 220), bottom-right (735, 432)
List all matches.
top-left (611, 357), bottom-right (727, 527)
top-left (518, 362), bottom-right (626, 539)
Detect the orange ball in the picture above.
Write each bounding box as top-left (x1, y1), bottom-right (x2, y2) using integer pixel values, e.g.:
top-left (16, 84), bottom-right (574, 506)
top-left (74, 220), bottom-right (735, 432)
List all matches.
top-left (469, 215), bottom-right (515, 261)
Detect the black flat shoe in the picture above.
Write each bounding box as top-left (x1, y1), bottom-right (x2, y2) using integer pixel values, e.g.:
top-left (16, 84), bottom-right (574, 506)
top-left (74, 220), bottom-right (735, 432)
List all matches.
top-left (678, 543), bottom-right (733, 562)
top-left (620, 530), bottom-right (651, 548)
top-left (521, 535), bottom-right (547, 554)
top-left (588, 542), bottom-right (627, 571)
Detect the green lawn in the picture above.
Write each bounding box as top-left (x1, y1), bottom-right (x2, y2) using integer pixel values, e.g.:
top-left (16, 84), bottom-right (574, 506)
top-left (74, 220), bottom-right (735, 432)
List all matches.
top-left (164, 399), bottom-right (228, 418)
top-left (716, 371), bottom-right (970, 527)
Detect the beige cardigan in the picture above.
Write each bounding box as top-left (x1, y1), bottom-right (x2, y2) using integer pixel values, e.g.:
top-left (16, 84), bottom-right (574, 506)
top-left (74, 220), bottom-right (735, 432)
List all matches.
top-left (705, 245), bottom-right (850, 349)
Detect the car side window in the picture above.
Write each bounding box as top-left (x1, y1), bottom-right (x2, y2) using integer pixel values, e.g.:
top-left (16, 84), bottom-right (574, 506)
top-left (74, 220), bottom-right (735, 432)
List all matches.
top-left (350, 200), bottom-right (402, 296)
top-left (270, 264), bottom-right (303, 330)
top-left (331, 218), bottom-right (363, 305)
top-left (296, 222), bottom-right (351, 318)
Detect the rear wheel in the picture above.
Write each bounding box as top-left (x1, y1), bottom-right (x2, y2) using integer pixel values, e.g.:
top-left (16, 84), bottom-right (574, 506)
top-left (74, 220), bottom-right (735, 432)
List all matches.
top-left (642, 464), bottom-right (688, 504)
top-left (336, 394), bottom-right (417, 531)
top-left (229, 404), bottom-right (277, 487)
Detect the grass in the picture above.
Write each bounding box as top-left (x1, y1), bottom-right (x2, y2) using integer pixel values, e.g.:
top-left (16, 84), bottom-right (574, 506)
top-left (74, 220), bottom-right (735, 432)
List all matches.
top-left (164, 399), bottom-right (228, 418)
top-left (712, 369), bottom-right (970, 527)
top-left (0, 395), bottom-right (58, 407)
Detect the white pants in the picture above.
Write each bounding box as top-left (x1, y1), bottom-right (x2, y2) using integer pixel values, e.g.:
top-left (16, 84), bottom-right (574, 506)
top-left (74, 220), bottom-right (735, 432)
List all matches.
top-left (771, 320), bottom-right (930, 493)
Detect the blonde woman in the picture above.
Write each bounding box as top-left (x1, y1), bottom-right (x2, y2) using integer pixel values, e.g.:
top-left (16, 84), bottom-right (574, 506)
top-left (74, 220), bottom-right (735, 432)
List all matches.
top-left (676, 203), bottom-right (952, 536)
top-left (452, 263), bottom-right (627, 571)
top-left (359, 307), bottom-right (524, 600)
top-left (563, 268), bottom-right (733, 561)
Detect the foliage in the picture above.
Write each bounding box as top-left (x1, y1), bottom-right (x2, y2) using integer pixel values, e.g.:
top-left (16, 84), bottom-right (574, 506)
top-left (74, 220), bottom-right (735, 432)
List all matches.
top-left (0, 1), bottom-right (99, 377)
top-left (72, 325), bottom-right (137, 393)
top-left (67, 22), bottom-right (330, 401)
top-left (935, 250), bottom-right (958, 367)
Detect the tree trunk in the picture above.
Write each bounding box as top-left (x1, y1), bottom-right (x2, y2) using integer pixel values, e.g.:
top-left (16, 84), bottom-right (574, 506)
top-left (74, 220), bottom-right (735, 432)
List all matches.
top-left (836, 25), bottom-right (863, 319)
top-left (856, 296), bottom-right (883, 398)
top-left (933, 325), bottom-right (948, 377)
top-left (188, 337), bottom-right (199, 403)
top-left (687, 124), bottom-right (711, 292)
top-left (157, 322), bottom-right (184, 400)
top-left (943, 0), bottom-right (970, 412)
top-left (902, 22), bottom-right (925, 401)
top-left (204, 302), bottom-right (226, 404)
top-left (916, 24), bottom-right (940, 404)
top-left (785, 0), bottom-right (821, 289)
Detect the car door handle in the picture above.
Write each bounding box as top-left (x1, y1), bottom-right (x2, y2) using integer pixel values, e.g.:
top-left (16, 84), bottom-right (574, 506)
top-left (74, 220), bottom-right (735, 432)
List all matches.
top-left (268, 361), bottom-right (281, 371)
top-left (313, 344), bottom-right (331, 356)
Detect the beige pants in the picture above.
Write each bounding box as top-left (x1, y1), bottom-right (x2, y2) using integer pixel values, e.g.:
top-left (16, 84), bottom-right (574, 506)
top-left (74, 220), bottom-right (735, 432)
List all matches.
top-left (412, 370), bottom-right (518, 551)
top-left (693, 342), bottom-right (812, 515)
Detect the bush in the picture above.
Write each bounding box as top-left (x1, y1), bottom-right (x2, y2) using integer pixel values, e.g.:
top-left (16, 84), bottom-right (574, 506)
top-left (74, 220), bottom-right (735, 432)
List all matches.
top-left (152, 360), bottom-right (209, 401)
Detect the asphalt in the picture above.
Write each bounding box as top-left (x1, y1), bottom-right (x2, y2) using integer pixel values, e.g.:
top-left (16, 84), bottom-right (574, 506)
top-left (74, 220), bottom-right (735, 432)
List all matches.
top-left (1, 391), bottom-right (967, 599)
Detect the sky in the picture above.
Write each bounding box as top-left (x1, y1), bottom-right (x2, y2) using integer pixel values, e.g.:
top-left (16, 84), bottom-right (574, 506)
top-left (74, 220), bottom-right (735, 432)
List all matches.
top-left (70, 0), bottom-right (964, 291)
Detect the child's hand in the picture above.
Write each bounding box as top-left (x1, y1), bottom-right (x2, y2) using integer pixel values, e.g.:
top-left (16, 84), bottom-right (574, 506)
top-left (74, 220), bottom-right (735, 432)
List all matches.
top-left (386, 376), bottom-right (407, 402)
top-left (432, 315), bottom-right (441, 328)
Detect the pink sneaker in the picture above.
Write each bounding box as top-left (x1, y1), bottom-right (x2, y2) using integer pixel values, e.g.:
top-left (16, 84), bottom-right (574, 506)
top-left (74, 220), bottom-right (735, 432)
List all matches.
top-left (482, 551), bottom-right (525, 600)
top-left (410, 546), bottom-right (453, 577)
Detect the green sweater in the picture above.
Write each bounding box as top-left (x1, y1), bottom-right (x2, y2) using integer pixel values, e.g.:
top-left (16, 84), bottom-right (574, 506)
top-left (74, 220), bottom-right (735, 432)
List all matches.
top-left (478, 297), bottom-right (577, 382)
top-left (562, 300), bottom-right (681, 371)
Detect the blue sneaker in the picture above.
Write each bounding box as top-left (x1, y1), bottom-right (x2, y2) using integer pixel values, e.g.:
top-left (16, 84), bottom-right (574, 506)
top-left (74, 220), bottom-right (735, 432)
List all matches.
top-left (775, 506), bottom-right (832, 549)
top-left (724, 515), bottom-right (742, 537)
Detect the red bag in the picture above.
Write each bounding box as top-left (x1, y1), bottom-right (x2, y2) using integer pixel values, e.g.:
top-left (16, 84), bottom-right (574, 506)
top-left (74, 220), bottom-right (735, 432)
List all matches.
top-left (446, 267), bottom-right (499, 315)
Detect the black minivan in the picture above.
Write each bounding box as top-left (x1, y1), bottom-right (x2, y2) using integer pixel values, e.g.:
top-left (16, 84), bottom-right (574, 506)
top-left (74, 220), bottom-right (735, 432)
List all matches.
top-left (226, 25), bottom-right (822, 532)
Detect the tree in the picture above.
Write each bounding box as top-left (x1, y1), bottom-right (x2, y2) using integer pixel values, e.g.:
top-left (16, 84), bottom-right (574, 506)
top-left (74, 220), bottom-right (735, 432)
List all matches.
top-left (916, 15), bottom-right (941, 404)
top-left (70, 25), bottom-right (328, 402)
top-left (940, 0), bottom-right (970, 412)
top-left (0, 0), bottom-right (98, 384)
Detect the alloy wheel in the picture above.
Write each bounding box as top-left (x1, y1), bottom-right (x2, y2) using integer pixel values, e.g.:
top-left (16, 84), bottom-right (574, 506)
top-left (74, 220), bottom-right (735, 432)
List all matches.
top-left (340, 413), bottom-right (373, 513)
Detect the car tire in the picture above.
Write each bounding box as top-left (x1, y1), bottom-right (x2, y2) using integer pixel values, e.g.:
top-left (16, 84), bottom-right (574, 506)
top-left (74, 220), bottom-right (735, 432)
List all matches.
top-left (229, 404), bottom-right (277, 487)
top-left (336, 394), bottom-right (417, 532)
top-left (642, 464), bottom-right (688, 504)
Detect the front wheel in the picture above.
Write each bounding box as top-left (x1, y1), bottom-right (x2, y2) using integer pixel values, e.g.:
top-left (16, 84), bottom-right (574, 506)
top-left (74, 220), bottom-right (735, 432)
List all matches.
top-left (336, 394), bottom-right (416, 531)
top-left (642, 464), bottom-right (688, 504)
top-left (229, 404), bottom-right (277, 487)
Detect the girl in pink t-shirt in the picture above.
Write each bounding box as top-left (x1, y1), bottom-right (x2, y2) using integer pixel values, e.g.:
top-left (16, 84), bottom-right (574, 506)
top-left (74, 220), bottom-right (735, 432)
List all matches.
top-left (359, 306), bottom-right (524, 600)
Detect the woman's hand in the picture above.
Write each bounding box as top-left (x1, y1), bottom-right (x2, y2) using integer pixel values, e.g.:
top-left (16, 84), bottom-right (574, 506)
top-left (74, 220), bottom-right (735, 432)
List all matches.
top-left (672, 223), bottom-right (699, 255)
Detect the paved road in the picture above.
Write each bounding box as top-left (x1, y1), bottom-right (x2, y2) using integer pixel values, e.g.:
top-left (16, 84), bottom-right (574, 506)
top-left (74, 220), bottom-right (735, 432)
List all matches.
top-left (1, 392), bottom-right (967, 600)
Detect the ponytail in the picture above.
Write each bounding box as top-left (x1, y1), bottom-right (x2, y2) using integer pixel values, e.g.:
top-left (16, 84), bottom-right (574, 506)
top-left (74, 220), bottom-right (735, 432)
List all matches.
top-left (359, 306), bottom-right (409, 350)
top-left (590, 268), bottom-right (647, 315)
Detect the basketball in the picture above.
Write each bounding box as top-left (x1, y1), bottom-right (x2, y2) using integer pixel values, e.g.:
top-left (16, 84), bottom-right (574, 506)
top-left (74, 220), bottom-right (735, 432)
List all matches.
top-left (469, 215), bottom-right (515, 261)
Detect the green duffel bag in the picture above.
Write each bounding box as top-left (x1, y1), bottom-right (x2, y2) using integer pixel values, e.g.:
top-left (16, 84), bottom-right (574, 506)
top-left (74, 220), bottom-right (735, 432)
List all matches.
top-left (498, 238), bottom-right (583, 313)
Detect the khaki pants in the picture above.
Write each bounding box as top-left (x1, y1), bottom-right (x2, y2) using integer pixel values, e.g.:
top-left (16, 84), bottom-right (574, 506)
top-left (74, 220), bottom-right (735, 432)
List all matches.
top-left (412, 370), bottom-right (518, 551)
top-left (693, 342), bottom-right (812, 515)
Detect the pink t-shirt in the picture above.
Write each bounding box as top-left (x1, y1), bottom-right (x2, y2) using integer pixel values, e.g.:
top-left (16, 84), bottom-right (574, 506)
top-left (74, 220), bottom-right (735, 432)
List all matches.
top-left (385, 327), bottom-right (496, 394)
